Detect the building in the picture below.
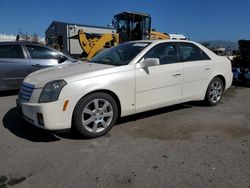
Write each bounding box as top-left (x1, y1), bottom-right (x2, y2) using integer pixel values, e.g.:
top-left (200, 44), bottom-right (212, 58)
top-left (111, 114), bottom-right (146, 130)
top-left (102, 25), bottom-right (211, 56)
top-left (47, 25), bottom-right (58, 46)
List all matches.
top-left (0, 33), bottom-right (16, 42)
top-left (0, 33), bottom-right (45, 43)
top-left (45, 21), bottom-right (115, 58)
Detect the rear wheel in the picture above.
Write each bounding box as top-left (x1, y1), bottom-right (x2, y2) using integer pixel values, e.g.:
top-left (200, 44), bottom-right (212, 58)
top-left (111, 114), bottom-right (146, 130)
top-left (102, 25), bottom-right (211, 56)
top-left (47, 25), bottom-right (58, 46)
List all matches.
top-left (204, 77), bottom-right (224, 106)
top-left (73, 92), bottom-right (118, 138)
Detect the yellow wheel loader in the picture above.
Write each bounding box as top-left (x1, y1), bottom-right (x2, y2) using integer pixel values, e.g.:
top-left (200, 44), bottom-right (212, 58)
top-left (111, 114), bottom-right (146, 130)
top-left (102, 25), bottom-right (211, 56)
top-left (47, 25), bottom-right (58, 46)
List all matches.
top-left (78, 12), bottom-right (170, 60)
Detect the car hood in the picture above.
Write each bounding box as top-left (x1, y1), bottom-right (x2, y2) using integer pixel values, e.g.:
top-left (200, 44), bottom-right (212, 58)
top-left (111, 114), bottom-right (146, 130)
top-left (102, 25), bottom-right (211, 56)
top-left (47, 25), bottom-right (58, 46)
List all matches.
top-left (24, 62), bottom-right (115, 88)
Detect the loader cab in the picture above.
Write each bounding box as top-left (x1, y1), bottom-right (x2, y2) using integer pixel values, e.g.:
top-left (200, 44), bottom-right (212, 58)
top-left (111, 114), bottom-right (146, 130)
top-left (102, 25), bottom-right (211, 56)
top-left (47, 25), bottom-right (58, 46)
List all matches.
top-left (114, 12), bottom-right (151, 43)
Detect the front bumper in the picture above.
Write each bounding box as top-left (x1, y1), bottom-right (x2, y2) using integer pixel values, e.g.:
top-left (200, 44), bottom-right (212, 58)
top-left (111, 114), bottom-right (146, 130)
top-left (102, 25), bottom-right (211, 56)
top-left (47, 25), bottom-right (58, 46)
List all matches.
top-left (17, 99), bottom-right (73, 130)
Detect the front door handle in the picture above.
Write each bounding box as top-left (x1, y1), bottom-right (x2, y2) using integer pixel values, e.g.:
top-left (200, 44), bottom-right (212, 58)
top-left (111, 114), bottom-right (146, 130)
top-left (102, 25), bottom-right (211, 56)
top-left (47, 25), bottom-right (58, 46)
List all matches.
top-left (204, 67), bottom-right (210, 71)
top-left (172, 72), bottom-right (181, 77)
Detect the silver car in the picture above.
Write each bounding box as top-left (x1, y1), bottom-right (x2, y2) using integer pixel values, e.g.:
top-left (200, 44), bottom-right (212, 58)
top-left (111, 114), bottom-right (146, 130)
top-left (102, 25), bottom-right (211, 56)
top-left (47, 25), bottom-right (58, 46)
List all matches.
top-left (0, 42), bottom-right (80, 91)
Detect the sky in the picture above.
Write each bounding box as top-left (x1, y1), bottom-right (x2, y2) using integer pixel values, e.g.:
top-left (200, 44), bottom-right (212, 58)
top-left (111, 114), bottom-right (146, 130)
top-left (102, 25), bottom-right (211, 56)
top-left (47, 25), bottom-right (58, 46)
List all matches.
top-left (0, 0), bottom-right (249, 42)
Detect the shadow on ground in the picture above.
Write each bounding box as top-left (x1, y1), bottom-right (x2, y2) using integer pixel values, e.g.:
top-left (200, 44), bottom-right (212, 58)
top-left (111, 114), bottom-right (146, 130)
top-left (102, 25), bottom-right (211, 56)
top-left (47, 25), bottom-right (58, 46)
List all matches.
top-left (232, 82), bottom-right (250, 88)
top-left (117, 103), bottom-right (193, 125)
top-left (2, 107), bottom-right (61, 142)
top-left (0, 90), bottom-right (19, 97)
top-left (2, 103), bottom-right (198, 141)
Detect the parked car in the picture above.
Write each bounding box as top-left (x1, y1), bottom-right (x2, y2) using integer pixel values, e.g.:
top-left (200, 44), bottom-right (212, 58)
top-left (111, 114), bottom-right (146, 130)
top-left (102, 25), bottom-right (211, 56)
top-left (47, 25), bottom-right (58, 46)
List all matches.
top-left (17, 40), bottom-right (233, 138)
top-left (232, 40), bottom-right (250, 84)
top-left (0, 42), bottom-right (81, 91)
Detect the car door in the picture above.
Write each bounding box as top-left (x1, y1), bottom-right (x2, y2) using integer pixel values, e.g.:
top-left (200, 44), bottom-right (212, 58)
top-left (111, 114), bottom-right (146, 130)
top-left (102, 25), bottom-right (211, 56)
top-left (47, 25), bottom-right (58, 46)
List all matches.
top-left (179, 42), bottom-right (211, 102)
top-left (25, 44), bottom-right (62, 72)
top-left (136, 42), bottom-right (183, 112)
top-left (0, 44), bottom-right (31, 90)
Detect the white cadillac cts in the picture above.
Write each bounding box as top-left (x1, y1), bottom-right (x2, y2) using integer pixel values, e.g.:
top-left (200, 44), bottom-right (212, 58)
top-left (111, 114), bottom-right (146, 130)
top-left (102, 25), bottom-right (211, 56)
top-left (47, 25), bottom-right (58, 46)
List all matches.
top-left (17, 40), bottom-right (233, 138)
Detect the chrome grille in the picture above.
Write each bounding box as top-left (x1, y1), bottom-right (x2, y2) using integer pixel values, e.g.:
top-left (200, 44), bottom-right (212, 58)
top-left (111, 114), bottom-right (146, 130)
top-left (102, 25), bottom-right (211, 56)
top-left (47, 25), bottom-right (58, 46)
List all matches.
top-left (19, 83), bottom-right (35, 102)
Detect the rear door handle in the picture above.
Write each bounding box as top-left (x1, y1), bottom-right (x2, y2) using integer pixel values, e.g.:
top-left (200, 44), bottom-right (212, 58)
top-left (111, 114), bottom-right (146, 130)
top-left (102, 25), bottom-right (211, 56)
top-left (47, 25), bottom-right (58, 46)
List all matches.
top-left (172, 72), bottom-right (181, 77)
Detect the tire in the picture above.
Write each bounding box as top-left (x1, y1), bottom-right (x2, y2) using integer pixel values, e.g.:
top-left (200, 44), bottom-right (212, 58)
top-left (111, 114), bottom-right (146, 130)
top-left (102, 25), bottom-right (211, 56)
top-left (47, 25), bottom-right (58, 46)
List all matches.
top-left (204, 77), bottom-right (224, 106)
top-left (73, 92), bottom-right (118, 138)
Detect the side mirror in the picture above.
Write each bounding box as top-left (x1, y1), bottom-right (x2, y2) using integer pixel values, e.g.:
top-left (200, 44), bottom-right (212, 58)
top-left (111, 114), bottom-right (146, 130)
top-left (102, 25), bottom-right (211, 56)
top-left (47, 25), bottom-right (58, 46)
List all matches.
top-left (58, 55), bottom-right (68, 64)
top-left (140, 58), bottom-right (160, 68)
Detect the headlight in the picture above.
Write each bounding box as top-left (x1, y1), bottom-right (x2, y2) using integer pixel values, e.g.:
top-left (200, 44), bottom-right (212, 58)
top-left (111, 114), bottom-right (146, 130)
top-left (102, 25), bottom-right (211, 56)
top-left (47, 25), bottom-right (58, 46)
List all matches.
top-left (39, 80), bottom-right (67, 103)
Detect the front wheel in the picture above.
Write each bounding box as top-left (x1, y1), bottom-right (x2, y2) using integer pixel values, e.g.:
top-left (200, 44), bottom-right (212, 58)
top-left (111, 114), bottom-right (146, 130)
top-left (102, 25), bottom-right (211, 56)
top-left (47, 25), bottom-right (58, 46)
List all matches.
top-left (204, 77), bottom-right (224, 106)
top-left (73, 92), bottom-right (118, 138)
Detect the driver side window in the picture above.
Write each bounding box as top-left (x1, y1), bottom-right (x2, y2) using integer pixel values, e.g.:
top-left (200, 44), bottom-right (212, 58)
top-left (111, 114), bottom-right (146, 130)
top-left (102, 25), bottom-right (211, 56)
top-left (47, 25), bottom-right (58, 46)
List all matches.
top-left (26, 45), bottom-right (60, 59)
top-left (144, 43), bottom-right (178, 65)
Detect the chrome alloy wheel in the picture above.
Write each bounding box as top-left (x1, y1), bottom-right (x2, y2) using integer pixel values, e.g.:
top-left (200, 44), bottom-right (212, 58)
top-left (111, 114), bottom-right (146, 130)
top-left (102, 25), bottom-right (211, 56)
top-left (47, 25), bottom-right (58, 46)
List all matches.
top-left (81, 99), bottom-right (113, 133)
top-left (209, 80), bottom-right (223, 103)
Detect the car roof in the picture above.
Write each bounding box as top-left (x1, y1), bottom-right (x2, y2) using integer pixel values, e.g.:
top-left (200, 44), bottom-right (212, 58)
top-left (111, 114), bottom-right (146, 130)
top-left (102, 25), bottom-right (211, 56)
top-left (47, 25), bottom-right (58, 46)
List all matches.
top-left (129, 39), bottom-right (198, 45)
top-left (0, 41), bottom-right (43, 46)
top-left (0, 41), bottom-right (75, 58)
top-left (127, 39), bottom-right (218, 63)
top-left (129, 39), bottom-right (209, 52)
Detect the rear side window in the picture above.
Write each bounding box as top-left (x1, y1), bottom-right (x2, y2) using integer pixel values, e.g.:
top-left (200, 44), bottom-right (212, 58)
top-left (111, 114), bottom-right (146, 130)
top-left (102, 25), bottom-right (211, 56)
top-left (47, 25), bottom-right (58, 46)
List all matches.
top-left (0, 45), bottom-right (24, 58)
top-left (26, 45), bottom-right (60, 59)
top-left (179, 43), bottom-right (210, 62)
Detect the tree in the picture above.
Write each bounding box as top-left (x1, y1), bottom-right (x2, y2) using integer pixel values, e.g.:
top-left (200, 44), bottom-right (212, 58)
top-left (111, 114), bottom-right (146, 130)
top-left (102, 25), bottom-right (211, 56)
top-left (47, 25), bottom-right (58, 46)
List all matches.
top-left (33, 33), bottom-right (39, 42)
top-left (24, 32), bottom-right (29, 41)
top-left (17, 29), bottom-right (40, 42)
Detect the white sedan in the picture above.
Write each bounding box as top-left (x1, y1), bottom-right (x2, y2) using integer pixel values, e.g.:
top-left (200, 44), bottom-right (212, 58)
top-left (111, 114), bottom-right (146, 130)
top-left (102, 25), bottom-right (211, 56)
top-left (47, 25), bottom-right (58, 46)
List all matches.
top-left (17, 40), bottom-right (233, 138)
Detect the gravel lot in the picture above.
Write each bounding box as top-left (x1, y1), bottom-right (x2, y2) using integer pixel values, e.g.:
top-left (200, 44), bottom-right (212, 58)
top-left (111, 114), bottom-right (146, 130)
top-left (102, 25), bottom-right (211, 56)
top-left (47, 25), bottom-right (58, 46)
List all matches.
top-left (0, 86), bottom-right (250, 188)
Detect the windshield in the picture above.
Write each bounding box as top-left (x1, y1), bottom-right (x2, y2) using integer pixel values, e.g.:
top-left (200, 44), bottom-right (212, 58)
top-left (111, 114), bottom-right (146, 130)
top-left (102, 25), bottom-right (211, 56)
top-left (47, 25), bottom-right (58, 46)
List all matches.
top-left (89, 42), bottom-right (150, 66)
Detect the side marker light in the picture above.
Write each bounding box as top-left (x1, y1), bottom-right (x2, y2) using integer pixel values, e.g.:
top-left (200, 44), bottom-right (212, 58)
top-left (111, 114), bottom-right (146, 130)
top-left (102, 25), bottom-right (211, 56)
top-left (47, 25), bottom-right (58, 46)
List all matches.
top-left (63, 100), bottom-right (69, 111)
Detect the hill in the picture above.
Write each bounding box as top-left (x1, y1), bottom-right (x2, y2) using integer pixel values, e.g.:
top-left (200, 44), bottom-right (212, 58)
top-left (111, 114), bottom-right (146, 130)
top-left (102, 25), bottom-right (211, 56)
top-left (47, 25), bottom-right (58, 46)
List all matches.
top-left (200, 40), bottom-right (239, 51)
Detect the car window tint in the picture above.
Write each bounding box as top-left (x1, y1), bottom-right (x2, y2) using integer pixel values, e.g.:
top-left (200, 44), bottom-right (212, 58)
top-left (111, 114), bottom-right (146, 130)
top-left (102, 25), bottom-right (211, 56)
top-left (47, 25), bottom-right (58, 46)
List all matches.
top-left (0, 45), bottom-right (24, 58)
top-left (144, 43), bottom-right (178, 65)
top-left (26, 45), bottom-right (60, 59)
top-left (179, 43), bottom-right (210, 62)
